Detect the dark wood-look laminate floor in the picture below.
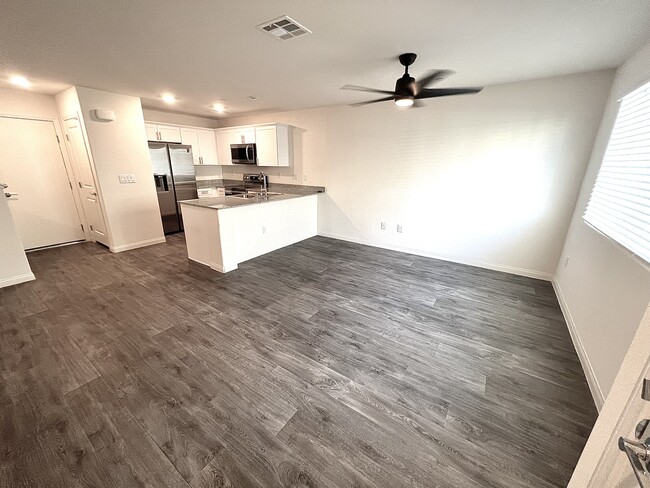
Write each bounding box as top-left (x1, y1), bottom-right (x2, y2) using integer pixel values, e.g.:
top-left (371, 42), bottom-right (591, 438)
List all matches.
top-left (0, 234), bottom-right (596, 487)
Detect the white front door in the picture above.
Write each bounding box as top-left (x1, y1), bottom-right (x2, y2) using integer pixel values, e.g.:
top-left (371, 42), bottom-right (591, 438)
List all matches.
top-left (0, 116), bottom-right (84, 250)
top-left (63, 117), bottom-right (108, 245)
top-left (569, 303), bottom-right (650, 488)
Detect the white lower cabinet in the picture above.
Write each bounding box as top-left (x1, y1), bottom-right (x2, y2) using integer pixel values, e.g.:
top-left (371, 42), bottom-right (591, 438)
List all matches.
top-left (181, 195), bottom-right (317, 273)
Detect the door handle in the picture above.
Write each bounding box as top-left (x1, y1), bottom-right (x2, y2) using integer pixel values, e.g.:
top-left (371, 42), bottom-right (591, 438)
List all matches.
top-left (5, 192), bottom-right (18, 198)
top-left (619, 418), bottom-right (650, 487)
top-left (0, 183), bottom-right (7, 189)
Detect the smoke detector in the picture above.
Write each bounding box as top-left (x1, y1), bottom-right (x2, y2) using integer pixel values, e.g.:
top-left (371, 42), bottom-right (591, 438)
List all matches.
top-left (257, 16), bottom-right (311, 41)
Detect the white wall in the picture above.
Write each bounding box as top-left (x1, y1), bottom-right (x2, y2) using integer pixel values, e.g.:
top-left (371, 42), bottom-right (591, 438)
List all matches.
top-left (0, 191), bottom-right (34, 287)
top-left (142, 108), bottom-right (219, 129)
top-left (0, 87), bottom-right (60, 119)
top-left (220, 70), bottom-right (613, 279)
top-left (73, 87), bottom-right (164, 252)
top-left (554, 41), bottom-right (650, 408)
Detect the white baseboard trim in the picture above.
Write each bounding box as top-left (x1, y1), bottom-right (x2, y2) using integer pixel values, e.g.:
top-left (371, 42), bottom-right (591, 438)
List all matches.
top-left (552, 279), bottom-right (605, 410)
top-left (109, 236), bottom-right (167, 253)
top-left (316, 232), bottom-right (553, 281)
top-left (210, 262), bottom-right (238, 273)
top-left (0, 272), bottom-right (35, 288)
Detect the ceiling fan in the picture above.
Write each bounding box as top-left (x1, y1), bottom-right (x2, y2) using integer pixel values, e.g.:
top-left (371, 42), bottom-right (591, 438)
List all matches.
top-left (341, 53), bottom-right (483, 108)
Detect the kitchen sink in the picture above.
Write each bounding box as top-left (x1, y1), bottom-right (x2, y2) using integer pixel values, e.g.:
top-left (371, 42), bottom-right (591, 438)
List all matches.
top-left (231, 191), bottom-right (283, 199)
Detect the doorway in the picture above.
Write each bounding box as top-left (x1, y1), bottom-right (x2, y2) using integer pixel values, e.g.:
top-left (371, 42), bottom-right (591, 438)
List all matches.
top-left (0, 116), bottom-right (84, 250)
top-left (63, 117), bottom-right (108, 246)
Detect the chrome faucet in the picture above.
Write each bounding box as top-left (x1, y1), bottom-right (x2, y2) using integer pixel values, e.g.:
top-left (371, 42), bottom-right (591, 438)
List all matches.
top-left (259, 172), bottom-right (268, 194)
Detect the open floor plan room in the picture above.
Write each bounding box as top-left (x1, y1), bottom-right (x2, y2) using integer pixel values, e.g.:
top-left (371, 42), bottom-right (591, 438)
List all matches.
top-left (2, 1), bottom-right (650, 486)
top-left (2, 235), bottom-right (594, 487)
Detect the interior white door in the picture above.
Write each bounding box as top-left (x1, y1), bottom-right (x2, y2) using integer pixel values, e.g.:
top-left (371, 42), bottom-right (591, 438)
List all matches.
top-left (0, 117), bottom-right (84, 250)
top-left (64, 118), bottom-right (108, 245)
top-left (569, 303), bottom-right (650, 488)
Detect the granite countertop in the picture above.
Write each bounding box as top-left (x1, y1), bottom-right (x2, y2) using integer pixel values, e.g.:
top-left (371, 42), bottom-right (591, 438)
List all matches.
top-left (180, 191), bottom-right (319, 210)
top-left (196, 179), bottom-right (325, 195)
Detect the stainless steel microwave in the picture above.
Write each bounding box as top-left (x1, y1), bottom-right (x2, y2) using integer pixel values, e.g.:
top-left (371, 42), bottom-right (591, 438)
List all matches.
top-left (230, 143), bottom-right (257, 164)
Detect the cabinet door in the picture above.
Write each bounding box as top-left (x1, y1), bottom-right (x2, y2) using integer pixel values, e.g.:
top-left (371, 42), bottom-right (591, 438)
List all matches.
top-left (180, 128), bottom-right (201, 165)
top-left (145, 123), bottom-right (159, 141)
top-left (197, 129), bottom-right (218, 165)
top-left (242, 128), bottom-right (256, 143)
top-left (157, 125), bottom-right (182, 143)
top-left (255, 126), bottom-right (278, 166)
top-left (216, 129), bottom-right (238, 165)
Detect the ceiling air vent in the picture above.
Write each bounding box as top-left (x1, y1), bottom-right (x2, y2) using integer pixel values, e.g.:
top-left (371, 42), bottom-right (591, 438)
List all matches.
top-left (257, 16), bottom-right (312, 41)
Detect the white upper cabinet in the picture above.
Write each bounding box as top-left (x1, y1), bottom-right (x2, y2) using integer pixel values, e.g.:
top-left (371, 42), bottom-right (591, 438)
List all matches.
top-left (146, 123), bottom-right (182, 143)
top-left (180, 128), bottom-right (201, 164)
top-left (241, 128), bottom-right (256, 144)
top-left (145, 123), bottom-right (159, 141)
top-left (255, 126), bottom-right (279, 166)
top-left (215, 123), bottom-right (291, 167)
top-left (216, 129), bottom-right (244, 165)
top-left (180, 128), bottom-right (218, 165)
top-left (197, 129), bottom-right (218, 165)
top-left (255, 124), bottom-right (290, 167)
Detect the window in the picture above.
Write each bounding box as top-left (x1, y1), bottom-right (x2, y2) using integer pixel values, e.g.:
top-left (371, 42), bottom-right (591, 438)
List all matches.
top-left (584, 80), bottom-right (650, 263)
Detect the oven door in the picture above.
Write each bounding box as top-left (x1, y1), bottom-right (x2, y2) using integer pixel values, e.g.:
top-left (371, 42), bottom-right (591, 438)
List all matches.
top-left (230, 144), bottom-right (257, 164)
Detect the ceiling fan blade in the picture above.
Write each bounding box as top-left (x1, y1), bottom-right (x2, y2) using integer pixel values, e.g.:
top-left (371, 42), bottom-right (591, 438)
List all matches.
top-left (350, 96), bottom-right (394, 107)
top-left (412, 69), bottom-right (454, 94)
top-left (415, 87), bottom-right (483, 99)
top-left (340, 84), bottom-right (396, 96)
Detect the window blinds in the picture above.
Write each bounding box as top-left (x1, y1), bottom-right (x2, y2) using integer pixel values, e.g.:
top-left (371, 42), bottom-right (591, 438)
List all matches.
top-left (584, 80), bottom-right (650, 263)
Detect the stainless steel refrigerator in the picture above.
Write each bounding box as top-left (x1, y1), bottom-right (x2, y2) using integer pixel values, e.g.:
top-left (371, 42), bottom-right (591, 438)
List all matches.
top-left (149, 142), bottom-right (198, 234)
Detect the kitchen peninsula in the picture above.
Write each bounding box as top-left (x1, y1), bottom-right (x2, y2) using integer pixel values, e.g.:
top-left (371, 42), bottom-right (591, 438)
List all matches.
top-left (180, 185), bottom-right (323, 272)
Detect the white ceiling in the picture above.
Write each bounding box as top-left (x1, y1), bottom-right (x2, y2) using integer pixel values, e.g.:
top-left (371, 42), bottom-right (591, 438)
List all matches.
top-left (1, 0), bottom-right (650, 118)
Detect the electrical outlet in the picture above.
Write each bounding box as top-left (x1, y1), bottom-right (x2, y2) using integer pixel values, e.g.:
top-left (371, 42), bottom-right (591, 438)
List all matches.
top-left (118, 174), bottom-right (136, 184)
top-left (380, 222), bottom-right (386, 230)
top-left (397, 224), bottom-right (403, 233)
top-left (564, 256), bottom-right (570, 268)
top-left (262, 226), bottom-right (267, 234)
top-left (302, 175), bottom-right (308, 182)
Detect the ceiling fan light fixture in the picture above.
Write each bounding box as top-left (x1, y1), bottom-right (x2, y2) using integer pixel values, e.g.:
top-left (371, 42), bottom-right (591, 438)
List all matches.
top-left (395, 97), bottom-right (414, 108)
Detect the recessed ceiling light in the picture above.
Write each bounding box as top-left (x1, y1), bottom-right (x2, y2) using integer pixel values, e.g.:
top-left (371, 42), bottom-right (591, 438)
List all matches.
top-left (9, 75), bottom-right (31, 88)
top-left (161, 93), bottom-right (176, 104)
top-left (212, 103), bottom-right (225, 113)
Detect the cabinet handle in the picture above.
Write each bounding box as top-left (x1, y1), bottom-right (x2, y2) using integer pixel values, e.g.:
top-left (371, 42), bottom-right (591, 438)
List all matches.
top-left (157, 131), bottom-right (161, 141)
top-left (200, 156), bottom-right (203, 164)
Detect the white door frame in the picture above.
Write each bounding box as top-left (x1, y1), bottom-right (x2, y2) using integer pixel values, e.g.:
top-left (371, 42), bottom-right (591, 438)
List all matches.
top-left (0, 111), bottom-right (87, 242)
top-left (569, 301), bottom-right (650, 486)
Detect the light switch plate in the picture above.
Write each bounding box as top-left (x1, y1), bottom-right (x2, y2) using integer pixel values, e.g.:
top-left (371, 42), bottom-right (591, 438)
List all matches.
top-left (118, 174), bottom-right (136, 184)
